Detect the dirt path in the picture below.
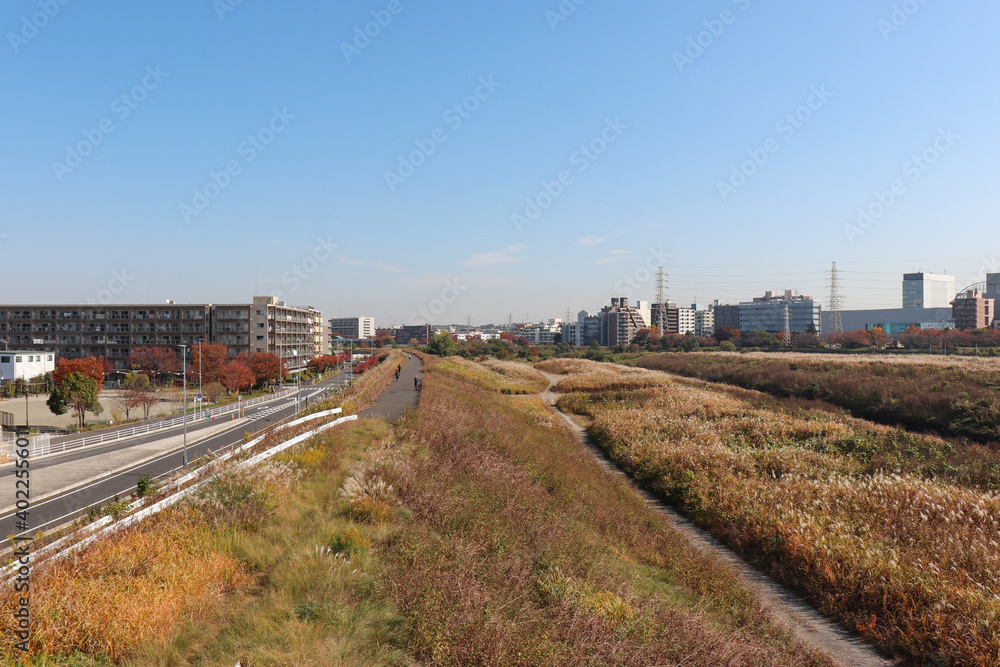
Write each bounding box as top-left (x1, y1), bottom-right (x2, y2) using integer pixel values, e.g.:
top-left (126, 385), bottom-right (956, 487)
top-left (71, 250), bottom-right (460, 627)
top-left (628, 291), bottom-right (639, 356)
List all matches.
top-left (539, 372), bottom-right (899, 667)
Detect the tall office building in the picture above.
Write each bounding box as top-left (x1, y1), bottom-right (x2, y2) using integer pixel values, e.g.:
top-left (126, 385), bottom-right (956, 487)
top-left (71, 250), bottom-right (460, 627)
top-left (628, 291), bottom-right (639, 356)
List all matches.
top-left (902, 272), bottom-right (956, 309)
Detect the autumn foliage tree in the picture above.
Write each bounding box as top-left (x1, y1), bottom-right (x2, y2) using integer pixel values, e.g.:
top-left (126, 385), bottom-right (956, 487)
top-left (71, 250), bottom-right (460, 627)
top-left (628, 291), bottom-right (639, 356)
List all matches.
top-left (54, 357), bottom-right (107, 392)
top-left (307, 355), bottom-right (345, 373)
top-left (238, 351), bottom-right (285, 389)
top-left (220, 360), bottom-right (255, 394)
top-left (189, 343), bottom-right (229, 384)
top-left (127, 347), bottom-right (181, 386)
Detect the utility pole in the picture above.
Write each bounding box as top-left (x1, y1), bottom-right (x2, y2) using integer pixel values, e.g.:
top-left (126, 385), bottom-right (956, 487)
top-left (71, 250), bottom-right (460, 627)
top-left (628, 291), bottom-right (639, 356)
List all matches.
top-left (827, 261), bottom-right (843, 334)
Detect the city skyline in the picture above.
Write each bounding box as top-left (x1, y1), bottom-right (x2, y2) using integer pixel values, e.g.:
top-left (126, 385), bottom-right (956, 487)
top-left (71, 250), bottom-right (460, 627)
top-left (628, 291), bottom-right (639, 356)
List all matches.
top-left (4, 2), bottom-right (999, 325)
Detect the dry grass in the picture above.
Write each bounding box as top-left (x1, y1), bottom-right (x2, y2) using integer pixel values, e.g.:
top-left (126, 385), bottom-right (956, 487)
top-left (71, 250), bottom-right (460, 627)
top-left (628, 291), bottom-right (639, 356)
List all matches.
top-left (557, 359), bottom-right (1000, 665)
top-left (432, 355), bottom-right (550, 393)
top-left (372, 355), bottom-right (833, 666)
top-left (536, 357), bottom-right (670, 393)
top-left (636, 352), bottom-right (1000, 445)
top-left (0, 511), bottom-right (252, 662)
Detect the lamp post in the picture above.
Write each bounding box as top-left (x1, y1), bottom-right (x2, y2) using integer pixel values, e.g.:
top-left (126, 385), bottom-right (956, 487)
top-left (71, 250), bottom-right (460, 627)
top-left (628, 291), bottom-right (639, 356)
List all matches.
top-left (179, 344), bottom-right (188, 465)
top-left (197, 339), bottom-right (203, 420)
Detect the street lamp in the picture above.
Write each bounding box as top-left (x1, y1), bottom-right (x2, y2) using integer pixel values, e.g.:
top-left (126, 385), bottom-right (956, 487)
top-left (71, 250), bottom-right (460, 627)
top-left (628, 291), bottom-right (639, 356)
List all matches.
top-left (179, 344), bottom-right (188, 465)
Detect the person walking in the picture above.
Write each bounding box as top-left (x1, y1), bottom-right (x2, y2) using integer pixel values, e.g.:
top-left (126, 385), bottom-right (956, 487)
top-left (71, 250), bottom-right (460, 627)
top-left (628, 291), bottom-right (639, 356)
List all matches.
top-left (413, 376), bottom-right (419, 390)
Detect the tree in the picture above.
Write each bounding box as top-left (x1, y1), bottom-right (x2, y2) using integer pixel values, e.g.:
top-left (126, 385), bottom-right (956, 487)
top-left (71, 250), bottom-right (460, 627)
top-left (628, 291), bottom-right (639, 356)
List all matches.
top-left (868, 327), bottom-right (890, 349)
top-left (128, 346), bottom-right (181, 386)
top-left (240, 351), bottom-right (285, 388)
top-left (427, 332), bottom-right (458, 357)
top-left (714, 326), bottom-right (741, 343)
top-left (48, 372), bottom-right (103, 428)
top-left (220, 360), bottom-right (255, 394)
top-left (189, 343), bottom-right (229, 384)
top-left (745, 330), bottom-right (779, 347)
top-left (54, 357), bottom-right (107, 391)
top-left (679, 333), bottom-right (700, 352)
top-left (109, 371), bottom-right (152, 421)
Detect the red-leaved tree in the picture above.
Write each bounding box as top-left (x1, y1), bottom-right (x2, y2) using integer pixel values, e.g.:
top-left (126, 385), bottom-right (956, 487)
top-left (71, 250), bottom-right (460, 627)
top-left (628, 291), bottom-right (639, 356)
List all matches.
top-left (128, 347), bottom-right (181, 385)
top-left (54, 357), bottom-right (107, 393)
top-left (220, 360), bottom-right (255, 394)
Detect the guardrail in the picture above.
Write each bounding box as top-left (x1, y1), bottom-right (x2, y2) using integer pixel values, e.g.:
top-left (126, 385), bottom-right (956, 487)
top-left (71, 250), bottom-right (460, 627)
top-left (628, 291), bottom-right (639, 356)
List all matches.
top-left (0, 387), bottom-right (301, 460)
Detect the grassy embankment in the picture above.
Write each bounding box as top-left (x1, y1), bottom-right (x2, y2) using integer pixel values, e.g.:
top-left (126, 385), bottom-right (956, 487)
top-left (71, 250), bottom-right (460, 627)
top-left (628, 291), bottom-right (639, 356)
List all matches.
top-left (543, 357), bottom-right (1000, 665)
top-left (1, 352), bottom-right (830, 665)
top-left (635, 352), bottom-right (1000, 446)
top-left (0, 351), bottom-right (405, 665)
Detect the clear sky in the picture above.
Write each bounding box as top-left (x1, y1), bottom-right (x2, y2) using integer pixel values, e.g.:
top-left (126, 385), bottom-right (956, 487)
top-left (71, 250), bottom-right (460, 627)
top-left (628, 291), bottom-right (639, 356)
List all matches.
top-left (3, 1), bottom-right (999, 326)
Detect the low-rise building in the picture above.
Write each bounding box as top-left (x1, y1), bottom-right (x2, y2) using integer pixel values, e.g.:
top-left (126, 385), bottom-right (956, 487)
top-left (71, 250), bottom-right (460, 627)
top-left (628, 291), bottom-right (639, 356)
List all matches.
top-left (0, 350), bottom-right (55, 382)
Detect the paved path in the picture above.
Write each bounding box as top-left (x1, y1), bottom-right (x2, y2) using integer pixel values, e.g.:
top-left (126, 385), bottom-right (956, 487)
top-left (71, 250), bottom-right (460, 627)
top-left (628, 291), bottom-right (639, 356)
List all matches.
top-left (361, 355), bottom-right (422, 422)
top-left (539, 371), bottom-right (897, 667)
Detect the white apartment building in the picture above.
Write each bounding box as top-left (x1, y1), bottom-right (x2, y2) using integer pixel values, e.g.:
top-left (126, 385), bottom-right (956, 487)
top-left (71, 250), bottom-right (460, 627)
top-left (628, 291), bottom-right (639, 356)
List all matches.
top-left (676, 307), bottom-right (696, 335)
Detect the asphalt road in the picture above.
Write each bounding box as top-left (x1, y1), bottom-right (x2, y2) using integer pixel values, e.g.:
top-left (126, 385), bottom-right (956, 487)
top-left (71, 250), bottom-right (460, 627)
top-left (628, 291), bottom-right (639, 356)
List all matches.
top-left (0, 370), bottom-right (355, 540)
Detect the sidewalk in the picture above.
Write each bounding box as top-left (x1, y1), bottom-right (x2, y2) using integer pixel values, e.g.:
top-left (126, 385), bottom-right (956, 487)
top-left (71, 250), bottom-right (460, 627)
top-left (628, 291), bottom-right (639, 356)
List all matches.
top-left (361, 356), bottom-right (422, 422)
top-left (0, 417), bottom-right (250, 516)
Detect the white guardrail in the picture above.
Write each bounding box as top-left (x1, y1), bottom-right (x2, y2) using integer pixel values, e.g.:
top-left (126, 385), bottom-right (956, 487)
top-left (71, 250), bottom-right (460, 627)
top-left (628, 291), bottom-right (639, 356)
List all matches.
top-left (0, 386), bottom-right (308, 460)
top-left (0, 408), bottom-right (353, 585)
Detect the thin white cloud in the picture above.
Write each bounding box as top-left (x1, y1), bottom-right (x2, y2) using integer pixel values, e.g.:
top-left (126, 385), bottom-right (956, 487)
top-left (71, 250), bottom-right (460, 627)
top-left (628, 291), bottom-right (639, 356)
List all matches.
top-left (463, 244), bottom-right (525, 270)
top-left (336, 256), bottom-right (406, 273)
top-left (401, 272), bottom-right (519, 289)
top-left (595, 249), bottom-right (632, 264)
top-left (577, 236), bottom-right (606, 246)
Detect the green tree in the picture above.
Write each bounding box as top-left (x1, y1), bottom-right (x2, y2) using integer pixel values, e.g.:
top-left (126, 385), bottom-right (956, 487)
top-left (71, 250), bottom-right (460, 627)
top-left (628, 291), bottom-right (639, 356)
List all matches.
top-left (679, 333), bottom-right (700, 352)
top-left (48, 372), bottom-right (103, 428)
top-left (427, 332), bottom-right (458, 357)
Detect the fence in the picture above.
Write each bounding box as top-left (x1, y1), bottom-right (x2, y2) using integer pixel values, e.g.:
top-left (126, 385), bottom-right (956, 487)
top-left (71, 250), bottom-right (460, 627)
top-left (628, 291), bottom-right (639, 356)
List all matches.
top-left (0, 387), bottom-right (297, 460)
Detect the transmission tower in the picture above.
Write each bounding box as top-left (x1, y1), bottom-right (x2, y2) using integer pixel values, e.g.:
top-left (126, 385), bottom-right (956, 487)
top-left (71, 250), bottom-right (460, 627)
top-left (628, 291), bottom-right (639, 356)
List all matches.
top-left (782, 302), bottom-right (792, 346)
top-left (655, 266), bottom-right (668, 331)
top-left (827, 261), bottom-right (844, 333)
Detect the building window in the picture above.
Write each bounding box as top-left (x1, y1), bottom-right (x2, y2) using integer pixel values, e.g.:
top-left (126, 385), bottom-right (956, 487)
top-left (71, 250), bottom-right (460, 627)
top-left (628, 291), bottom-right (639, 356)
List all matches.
top-left (47, 355), bottom-right (53, 361)
top-left (0, 356), bottom-right (8, 363)
top-left (15, 356), bottom-right (22, 362)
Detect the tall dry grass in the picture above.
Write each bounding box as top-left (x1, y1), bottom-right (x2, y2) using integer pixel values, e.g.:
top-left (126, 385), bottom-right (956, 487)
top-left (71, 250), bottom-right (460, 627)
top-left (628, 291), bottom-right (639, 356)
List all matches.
top-left (558, 359), bottom-right (1000, 665)
top-left (636, 352), bottom-right (1000, 445)
top-left (372, 355), bottom-right (833, 666)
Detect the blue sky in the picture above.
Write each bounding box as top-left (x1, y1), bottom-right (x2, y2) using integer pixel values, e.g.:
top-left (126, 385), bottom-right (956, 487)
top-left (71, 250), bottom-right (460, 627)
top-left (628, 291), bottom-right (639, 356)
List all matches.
top-left (3, 1), bottom-right (999, 326)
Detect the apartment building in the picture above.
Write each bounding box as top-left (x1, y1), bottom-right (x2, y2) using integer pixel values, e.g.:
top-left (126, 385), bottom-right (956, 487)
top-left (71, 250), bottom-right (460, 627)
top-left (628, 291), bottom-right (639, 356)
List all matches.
top-left (600, 297), bottom-right (647, 347)
top-left (0, 296), bottom-right (323, 372)
top-left (951, 289), bottom-right (996, 330)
